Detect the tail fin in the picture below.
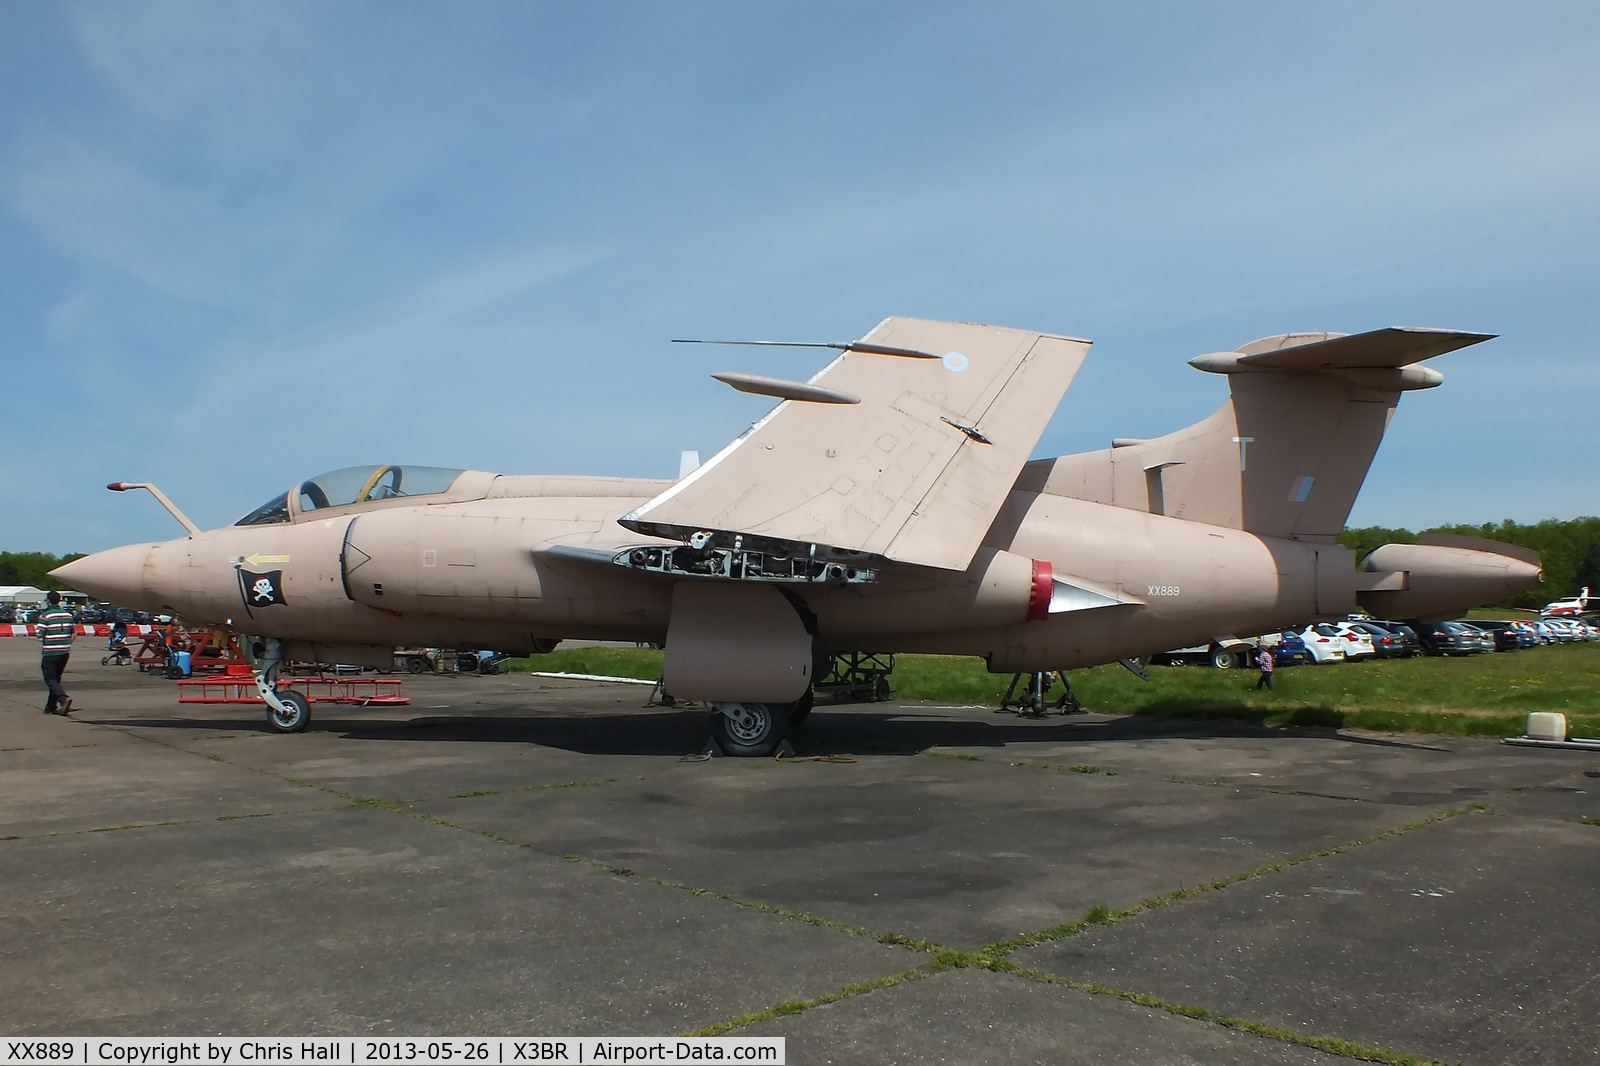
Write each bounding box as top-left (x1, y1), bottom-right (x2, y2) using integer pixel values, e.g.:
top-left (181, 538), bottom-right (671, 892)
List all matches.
top-left (1024, 327), bottom-right (1493, 541)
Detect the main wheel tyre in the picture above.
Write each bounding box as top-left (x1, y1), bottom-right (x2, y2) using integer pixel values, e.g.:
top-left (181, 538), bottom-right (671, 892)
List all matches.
top-left (710, 702), bottom-right (789, 757)
top-left (266, 690), bottom-right (312, 733)
top-left (1210, 647), bottom-right (1236, 670)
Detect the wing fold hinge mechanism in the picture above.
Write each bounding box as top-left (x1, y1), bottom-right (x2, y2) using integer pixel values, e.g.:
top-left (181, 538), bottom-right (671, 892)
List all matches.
top-left (614, 531), bottom-right (877, 585)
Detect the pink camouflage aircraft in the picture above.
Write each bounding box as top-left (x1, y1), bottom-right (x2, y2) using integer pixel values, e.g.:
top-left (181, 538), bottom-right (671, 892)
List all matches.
top-left (55, 317), bottom-right (1543, 755)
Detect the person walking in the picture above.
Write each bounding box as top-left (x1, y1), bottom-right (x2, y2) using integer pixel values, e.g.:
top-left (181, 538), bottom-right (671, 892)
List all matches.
top-left (1254, 645), bottom-right (1275, 691)
top-left (38, 591), bottom-right (76, 715)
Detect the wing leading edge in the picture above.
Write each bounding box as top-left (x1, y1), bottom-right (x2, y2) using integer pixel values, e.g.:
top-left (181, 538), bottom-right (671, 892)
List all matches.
top-left (621, 317), bottom-right (1091, 572)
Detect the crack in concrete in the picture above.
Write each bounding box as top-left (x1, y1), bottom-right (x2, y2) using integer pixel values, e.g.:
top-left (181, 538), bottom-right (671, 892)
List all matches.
top-left (25, 712), bottom-right (1503, 1062)
top-left (0, 806), bottom-right (333, 842)
top-left (1163, 774), bottom-right (1378, 802)
top-left (683, 803), bottom-right (1482, 1060)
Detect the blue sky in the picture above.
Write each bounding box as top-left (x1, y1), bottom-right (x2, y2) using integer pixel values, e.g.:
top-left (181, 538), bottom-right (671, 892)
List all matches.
top-left (4, 3), bottom-right (1597, 552)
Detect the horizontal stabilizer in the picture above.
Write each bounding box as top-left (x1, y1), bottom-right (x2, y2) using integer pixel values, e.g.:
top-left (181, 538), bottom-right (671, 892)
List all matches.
top-left (1035, 323), bottom-right (1494, 541)
top-left (1236, 327), bottom-right (1494, 369)
top-left (1417, 532), bottom-right (1542, 568)
top-left (625, 317), bottom-right (1091, 571)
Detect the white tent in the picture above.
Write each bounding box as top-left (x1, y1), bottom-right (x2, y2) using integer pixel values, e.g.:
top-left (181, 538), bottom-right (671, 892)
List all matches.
top-left (0, 585), bottom-right (48, 605)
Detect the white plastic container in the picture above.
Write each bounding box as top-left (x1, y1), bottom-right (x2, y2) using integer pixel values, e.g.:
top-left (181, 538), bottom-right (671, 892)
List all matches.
top-left (1527, 712), bottom-right (1567, 742)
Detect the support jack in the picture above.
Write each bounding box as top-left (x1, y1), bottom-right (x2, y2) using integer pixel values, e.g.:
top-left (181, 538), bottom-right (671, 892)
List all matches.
top-left (998, 671), bottom-right (1083, 717)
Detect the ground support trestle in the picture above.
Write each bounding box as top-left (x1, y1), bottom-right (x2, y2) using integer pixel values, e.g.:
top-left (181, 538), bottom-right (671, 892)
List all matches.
top-left (998, 670), bottom-right (1084, 717)
top-left (815, 651), bottom-right (894, 703)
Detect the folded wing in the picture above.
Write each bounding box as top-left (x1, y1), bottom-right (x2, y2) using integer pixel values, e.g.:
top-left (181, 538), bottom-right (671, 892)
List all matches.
top-left (622, 317), bottom-right (1091, 571)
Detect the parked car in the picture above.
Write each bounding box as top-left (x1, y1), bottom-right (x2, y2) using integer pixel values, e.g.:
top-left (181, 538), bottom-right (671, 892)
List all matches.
top-left (1533, 621), bottom-right (1559, 642)
top-left (1407, 620), bottom-right (1486, 656)
top-left (1453, 622), bottom-right (1501, 652)
top-left (1507, 621), bottom-right (1542, 647)
top-left (1459, 623), bottom-right (1497, 653)
top-left (1329, 622), bottom-right (1376, 660)
top-left (1269, 630), bottom-right (1309, 666)
top-left (1467, 619), bottom-right (1531, 651)
top-left (1152, 642), bottom-right (1251, 669)
top-left (1346, 620), bottom-right (1409, 658)
top-left (1539, 618), bottom-right (1582, 643)
top-left (1296, 624), bottom-right (1348, 664)
top-left (1364, 620), bottom-right (1423, 657)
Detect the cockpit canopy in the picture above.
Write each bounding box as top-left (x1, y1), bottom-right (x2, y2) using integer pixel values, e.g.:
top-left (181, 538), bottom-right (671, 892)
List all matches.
top-left (236, 465), bottom-right (467, 525)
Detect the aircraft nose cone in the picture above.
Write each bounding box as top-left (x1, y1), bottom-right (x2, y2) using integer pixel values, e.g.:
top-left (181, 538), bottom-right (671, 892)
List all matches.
top-left (51, 543), bottom-right (155, 605)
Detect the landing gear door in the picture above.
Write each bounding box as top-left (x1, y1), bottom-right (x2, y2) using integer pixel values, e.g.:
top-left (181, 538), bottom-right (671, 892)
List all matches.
top-left (1313, 546), bottom-right (1356, 618)
top-left (662, 583), bottom-right (813, 703)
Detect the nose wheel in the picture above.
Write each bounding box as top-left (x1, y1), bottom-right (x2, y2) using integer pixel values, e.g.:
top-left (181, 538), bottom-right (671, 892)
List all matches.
top-left (267, 689), bottom-right (312, 732)
top-left (247, 637), bottom-right (314, 734)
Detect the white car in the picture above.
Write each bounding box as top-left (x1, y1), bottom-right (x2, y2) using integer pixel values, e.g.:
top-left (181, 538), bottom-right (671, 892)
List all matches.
top-left (1560, 618), bottom-right (1599, 641)
top-left (1530, 620), bottom-right (1563, 644)
top-left (1541, 618), bottom-right (1583, 643)
top-left (1329, 622), bottom-right (1377, 660)
top-left (1296, 623), bottom-right (1348, 664)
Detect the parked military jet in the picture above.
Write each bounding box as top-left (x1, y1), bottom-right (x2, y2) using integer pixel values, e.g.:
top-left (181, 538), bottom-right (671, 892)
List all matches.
top-left (55, 317), bottom-right (1542, 754)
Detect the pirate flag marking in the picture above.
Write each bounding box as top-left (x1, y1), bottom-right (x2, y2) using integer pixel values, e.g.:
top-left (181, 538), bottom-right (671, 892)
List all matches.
top-left (239, 568), bottom-right (287, 608)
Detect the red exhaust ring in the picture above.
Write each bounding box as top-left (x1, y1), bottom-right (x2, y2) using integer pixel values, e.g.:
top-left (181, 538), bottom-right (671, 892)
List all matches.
top-left (1028, 560), bottom-right (1053, 621)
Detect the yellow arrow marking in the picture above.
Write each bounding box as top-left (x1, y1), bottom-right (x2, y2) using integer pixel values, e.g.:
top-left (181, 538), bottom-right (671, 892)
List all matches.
top-left (245, 554), bottom-right (291, 566)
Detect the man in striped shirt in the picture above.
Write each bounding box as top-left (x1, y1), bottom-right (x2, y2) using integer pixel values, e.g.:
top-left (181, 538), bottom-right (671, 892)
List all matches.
top-left (37, 591), bottom-right (76, 716)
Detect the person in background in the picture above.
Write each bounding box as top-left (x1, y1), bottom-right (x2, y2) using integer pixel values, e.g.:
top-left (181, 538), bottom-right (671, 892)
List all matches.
top-left (1254, 644), bottom-right (1275, 692)
top-left (38, 591), bottom-right (77, 715)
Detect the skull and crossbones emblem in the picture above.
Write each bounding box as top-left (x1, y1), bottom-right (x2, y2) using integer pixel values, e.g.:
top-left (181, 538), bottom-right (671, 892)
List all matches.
top-left (251, 577), bottom-right (277, 603)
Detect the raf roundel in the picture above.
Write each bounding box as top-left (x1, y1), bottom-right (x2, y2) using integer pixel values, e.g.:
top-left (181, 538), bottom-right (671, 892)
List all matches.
top-left (942, 351), bottom-right (970, 372)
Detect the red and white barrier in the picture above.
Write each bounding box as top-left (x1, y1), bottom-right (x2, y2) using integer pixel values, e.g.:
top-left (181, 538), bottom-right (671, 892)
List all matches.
top-left (4, 624), bottom-right (156, 636)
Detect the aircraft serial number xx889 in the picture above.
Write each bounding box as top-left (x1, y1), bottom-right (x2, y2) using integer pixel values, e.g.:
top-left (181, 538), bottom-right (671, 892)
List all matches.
top-left (57, 318), bottom-right (1542, 755)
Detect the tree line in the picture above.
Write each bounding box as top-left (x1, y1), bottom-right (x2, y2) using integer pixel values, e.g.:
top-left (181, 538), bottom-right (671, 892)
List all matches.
top-left (0, 552), bottom-right (87, 592)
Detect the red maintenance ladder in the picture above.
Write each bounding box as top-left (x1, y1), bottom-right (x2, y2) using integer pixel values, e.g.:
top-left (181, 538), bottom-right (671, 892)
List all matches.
top-left (177, 664), bottom-right (409, 705)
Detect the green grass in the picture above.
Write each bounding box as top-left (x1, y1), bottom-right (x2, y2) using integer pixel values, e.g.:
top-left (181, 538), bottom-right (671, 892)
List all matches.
top-left (503, 643), bottom-right (1600, 740)
top-left (501, 646), bottom-right (663, 681)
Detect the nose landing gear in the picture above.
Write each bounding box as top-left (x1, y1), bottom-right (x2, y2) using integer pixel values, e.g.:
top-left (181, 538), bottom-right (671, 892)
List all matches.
top-left (248, 637), bottom-right (313, 733)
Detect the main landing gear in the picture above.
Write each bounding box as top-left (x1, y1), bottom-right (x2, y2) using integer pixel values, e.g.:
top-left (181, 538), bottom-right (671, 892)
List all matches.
top-left (707, 690), bottom-right (812, 757)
